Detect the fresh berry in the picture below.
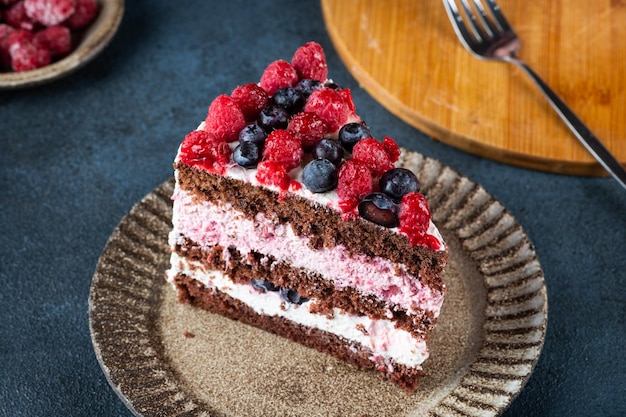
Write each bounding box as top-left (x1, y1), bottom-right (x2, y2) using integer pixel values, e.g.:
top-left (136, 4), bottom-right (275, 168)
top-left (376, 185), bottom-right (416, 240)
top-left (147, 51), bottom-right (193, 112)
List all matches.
top-left (259, 59), bottom-right (298, 96)
top-left (382, 136), bottom-right (400, 163)
top-left (251, 279), bottom-right (279, 293)
top-left (303, 87), bottom-right (351, 133)
top-left (262, 129), bottom-right (303, 171)
top-left (179, 130), bottom-right (231, 174)
top-left (33, 25), bottom-right (71, 58)
top-left (358, 193), bottom-right (400, 228)
top-left (255, 160), bottom-right (291, 190)
top-left (233, 141), bottom-right (261, 168)
top-left (337, 88), bottom-right (356, 112)
top-left (398, 192), bottom-right (432, 246)
top-left (8, 32), bottom-right (50, 71)
top-left (336, 159), bottom-right (373, 211)
top-left (295, 78), bottom-right (322, 97)
top-left (280, 288), bottom-right (309, 305)
top-left (65, 0), bottom-right (99, 30)
top-left (302, 158), bottom-right (338, 193)
top-left (379, 168), bottom-right (420, 201)
top-left (4, 1), bottom-right (36, 31)
top-left (272, 87), bottom-right (305, 114)
top-left (351, 138), bottom-right (395, 177)
top-left (291, 41), bottom-right (328, 82)
top-left (286, 111), bottom-right (326, 149)
top-left (338, 122), bottom-right (371, 152)
top-left (257, 104), bottom-right (289, 132)
top-left (238, 123), bottom-right (267, 147)
top-left (231, 83), bottom-right (270, 121)
top-left (204, 94), bottom-right (247, 142)
top-left (24, 0), bottom-right (76, 26)
top-left (312, 138), bottom-right (343, 166)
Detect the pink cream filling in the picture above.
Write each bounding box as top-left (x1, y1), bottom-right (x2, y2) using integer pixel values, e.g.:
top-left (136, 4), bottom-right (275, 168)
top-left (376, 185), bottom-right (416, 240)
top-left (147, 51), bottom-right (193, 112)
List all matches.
top-left (171, 185), bottom-right (444, 315)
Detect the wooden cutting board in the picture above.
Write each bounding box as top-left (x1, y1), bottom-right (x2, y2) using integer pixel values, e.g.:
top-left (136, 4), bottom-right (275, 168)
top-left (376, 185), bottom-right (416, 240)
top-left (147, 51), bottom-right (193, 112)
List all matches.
top-left (321, 0), bottom-right (626, 176)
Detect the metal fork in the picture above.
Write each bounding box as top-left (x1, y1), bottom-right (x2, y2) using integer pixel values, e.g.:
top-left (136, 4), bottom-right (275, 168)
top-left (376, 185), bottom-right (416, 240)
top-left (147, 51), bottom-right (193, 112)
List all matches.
top-left (442, 0), bottom-right (626, 190)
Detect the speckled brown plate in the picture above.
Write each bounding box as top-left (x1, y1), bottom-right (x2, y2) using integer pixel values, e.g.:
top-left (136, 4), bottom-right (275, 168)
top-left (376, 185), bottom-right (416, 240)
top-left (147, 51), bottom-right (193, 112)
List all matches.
top-left (89, 151), bottom-right (548, 417)
top-left (0, 0), bottom-right (124, 89)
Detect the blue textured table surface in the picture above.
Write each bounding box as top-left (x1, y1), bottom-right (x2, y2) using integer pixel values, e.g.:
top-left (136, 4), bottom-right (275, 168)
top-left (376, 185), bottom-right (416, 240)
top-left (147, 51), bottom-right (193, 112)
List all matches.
top-left (1, 1), bottom-right (625, 416)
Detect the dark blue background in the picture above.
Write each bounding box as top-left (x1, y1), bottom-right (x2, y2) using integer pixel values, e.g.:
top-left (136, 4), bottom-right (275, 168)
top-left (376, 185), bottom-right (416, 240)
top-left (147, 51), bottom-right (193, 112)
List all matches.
top-left (1, 1), bottom-right (624, 416)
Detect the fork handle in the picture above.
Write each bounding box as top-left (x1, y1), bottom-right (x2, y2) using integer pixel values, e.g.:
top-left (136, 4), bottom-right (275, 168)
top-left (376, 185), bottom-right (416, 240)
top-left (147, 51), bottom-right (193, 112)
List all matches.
top-left (506, 57), bottom-right (626, 190)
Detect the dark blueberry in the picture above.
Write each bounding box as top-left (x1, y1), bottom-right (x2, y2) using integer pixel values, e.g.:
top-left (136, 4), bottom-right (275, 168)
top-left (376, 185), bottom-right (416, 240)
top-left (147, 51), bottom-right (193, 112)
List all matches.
top-left (312, 138), bottom-right (344, 166)
top-left (338, 122), bottom-right (372, 152)
top-left (358, 192), bottom-right (400, 228)
top-left (324, 81), bottom-right (343, 90)
top-left (302, 158), bottom-right (338, 193)
top-left (379, 168), bottom-right (420, 200)
top-left (251, 279), bottom-right (279, 293)
top-left (233, 142), bottom-right (261, 168)
top-left (295, 78), bottom-right (323, 97)
top-left (272, 87), bottom-right (305, 114)
top-left (280, 288), bottom-right (309, 305)
top-left (257, 104), bottom-right (290, 132)
top-left (238, 123), bottom-right (267, 147)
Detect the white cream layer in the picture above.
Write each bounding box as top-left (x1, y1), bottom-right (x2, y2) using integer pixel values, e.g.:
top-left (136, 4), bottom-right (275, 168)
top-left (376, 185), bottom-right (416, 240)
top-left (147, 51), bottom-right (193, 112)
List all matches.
top-left (167, 252), bottom-right (429, 368)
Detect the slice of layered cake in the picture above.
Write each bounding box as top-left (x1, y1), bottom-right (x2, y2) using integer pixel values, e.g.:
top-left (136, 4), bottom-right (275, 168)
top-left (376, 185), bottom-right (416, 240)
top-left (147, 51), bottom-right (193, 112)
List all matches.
top-left (166, 42), bottom-right (447, 391)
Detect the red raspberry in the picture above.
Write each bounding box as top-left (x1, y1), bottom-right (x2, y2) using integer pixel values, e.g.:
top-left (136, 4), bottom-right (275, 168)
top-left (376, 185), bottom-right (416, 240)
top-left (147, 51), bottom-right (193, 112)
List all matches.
top-left (351, 138), bottom-right (395, 177)
top-left (5, 1), bottom-right (36, 31)
top-left (179, 130), bottom-right (231, 174)
top-left (398, 192), bottom-right (433, 247)
top-left (262, 129), bottom-right (303, 171)
top-left (337, 88), bottom-right (356, 112)
top-left (286, 111), bottom-right (327, 150)
top-left (24, 0), bottom-right (75, 26)
top-left (382, 136), bottom-right (400, 163)
top-left (259, 59), bottom-right (298, 95)
top-left (336, 159), bottom-right (373, 212)
top-left (65, 0), bottom-right (98, 30)
top-left (33, 25), bottom-right (71, 57)
top-left (8, 29), bottom-right (50, 71)
top-left (303, 88), bottom-right (351, 133)
top-left (291, 41), bottom-right (328, 82)
top-left (255, 160), bottom-right (291, 191)
top-left (230, 83), bottom-right (270, 121)
top-left (1, 0), bottom-right (20, 6)
top-left (204, 94), bottom-right (247, 143)
top-left (0, 24), bottom-right (15, 69)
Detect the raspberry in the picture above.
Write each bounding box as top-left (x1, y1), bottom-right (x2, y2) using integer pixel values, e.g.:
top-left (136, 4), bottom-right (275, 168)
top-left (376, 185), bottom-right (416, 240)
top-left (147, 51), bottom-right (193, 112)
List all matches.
top-left (255, 160), bottom-right (291, 191)
top-left (259, 59), bottom-right (298, 96)
top-left (337, 88), bottom-right (356, 112)
top-left (1, 0), bottom-right (20, 6)
top-left (8, 29), bottom-right (50, 71)
top-left (262, 129), bottom-right (303, 171)
top-left (398, 192), bottom-right (433, 247)
top-left (351, 138), bottom-right (395, 177)
top-left (336, 159), bottom-right (373, 212)
top-left (291, 41), bottom-right (328, 82)
top-left (382, 136), bottom-right (400, 163)
top-left (204, 94), bottom-right (247, 143)
top-left (24, 0), bottom-right (75, 26)
top-left (0, 24), bottom-right (15, 69)
top-left (179, 130), bottom-right (231, 174)
top-left (230, 83), bottom-right (269, 121)
top-left (286, 111), bottom-right (327, 150)
top-left (65, 0), bottom-right (98, 30)
top-left (5, 1), bottom-right (36, 31)
top-left (303, 88), bottom-right (351, 133)
top-left (33, 25), bottom-right (71, 57)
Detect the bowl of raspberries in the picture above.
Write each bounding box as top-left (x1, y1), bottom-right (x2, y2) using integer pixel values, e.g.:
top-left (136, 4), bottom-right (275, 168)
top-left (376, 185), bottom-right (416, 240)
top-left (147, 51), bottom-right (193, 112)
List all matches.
top-left (0, 0), bottom-right (124, 88)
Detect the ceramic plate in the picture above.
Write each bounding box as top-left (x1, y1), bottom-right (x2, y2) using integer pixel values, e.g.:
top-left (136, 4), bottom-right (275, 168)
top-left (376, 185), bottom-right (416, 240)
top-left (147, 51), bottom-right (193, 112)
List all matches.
top-left (0, 0), bottom-right (124, 89)
top-left (89, 151), bottom-right (548, 417)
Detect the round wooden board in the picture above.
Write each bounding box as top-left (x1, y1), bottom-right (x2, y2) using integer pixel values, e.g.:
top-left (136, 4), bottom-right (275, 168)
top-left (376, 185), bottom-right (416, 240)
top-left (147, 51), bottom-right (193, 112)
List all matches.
top-left (321, 0), bottom-right (626, 176)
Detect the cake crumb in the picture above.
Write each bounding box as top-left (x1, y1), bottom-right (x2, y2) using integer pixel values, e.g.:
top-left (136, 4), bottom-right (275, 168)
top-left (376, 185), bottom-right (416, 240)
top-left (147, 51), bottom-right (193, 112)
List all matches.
top-left (183, 330), bottom-right (195, 338)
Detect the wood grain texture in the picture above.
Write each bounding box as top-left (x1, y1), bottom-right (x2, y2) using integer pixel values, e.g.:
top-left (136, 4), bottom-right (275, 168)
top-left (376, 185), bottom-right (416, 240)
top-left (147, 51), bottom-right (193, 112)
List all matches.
top-left (321, 0), bottom-right (626, 176)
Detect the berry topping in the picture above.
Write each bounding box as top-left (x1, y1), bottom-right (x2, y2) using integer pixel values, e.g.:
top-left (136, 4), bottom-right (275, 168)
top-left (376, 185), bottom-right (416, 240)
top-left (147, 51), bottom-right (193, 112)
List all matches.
top-left (272, 87), bottom-right (305, 114)
top-left (4, 1), bottom-right (36, 31)
top-left (251, 279), bottom-right (279, 293)
top-left (302, 158), bottom-right (338, 193)
top-left (8, 30), bottom-right (50, 71)
top-left (398, 192), bottom-right (433, 246)
top-left (255, 160), bottom-right (291, 190)
top-left (262, 129), bottom-right (303, 171)
top-left (65, 0), bottom-right (99, 30)
top-left (280, 288), bottom-right (309, 305)
top-left (312, 138), bottom-right (343, 166)
top-left (204, 95), bottom-right (247, 143)
top-left (231, 83), bottom-right (270, 121)
top-left (303, 88), bottom-right (351, 133)
top-left (382, 136), bottom-right (401, 163)
top-left (358, 193), bottom-right (400, 228)
top-left (295, 78), bottom-right (323, 98)
top-left (351, 138), bottom-right (395, 177)
top-left (238, 123), bottom-right (267, 147)
top-left (336, 159), bottom-right (373, 211)
top-left (33, 25), bottom-right (70, 58)
top-left (24, 0), bottom-right (75, 26)
top-left (379, 168), bottom-right (420, 201)
top-left (257, 104), bottom-right (290, 132)
top-left (291, 41), bottom-right (328, 82)
top-left (338, 122), bottom-right (371, 152)
top-left (286, 111), bottom-right (327, 150)
top-left (179, 130), bottom-right (231, 174)
top-left (337, 88), bottom-right (356, 112)
top-left (233, 141), bottom-right (261, 168)
top-left (259, 59), bottom-right (299, 96)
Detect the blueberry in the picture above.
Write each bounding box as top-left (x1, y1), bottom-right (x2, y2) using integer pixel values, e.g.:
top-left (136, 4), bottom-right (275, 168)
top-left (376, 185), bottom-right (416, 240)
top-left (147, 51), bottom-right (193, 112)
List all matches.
top-left (302, 158), bottom-right (338, 193)
top-left (312, 138), bottom-right (344, 166)
top-left (238, 123), bottom-right (267, 147)
top-left (295, 78), bottom-right (322, 97)
top-left (257, 104), bottom-right (290, 132)
top-left (251, 279), bottom-right (279, 293)
top-left (358, 192), bottom-right (400, 228)
top-left (338, 122), bottom-right (372, 152)
top-left (233, 142), bottom-right (261, 168)
top-left (272, 87), bottom-right (305, 114)
top-left (379, 168), bottom-right (420, 200)
top-left (280, 288), bottom-right (309, 305)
